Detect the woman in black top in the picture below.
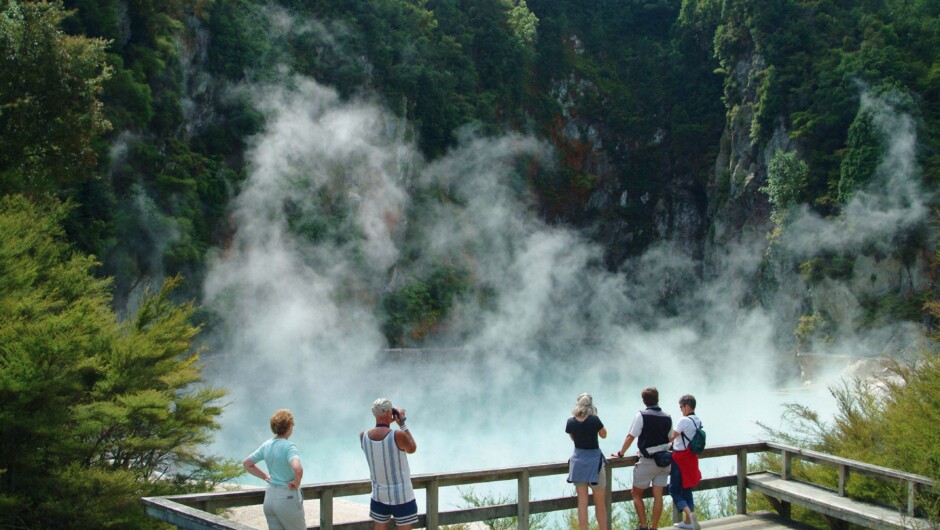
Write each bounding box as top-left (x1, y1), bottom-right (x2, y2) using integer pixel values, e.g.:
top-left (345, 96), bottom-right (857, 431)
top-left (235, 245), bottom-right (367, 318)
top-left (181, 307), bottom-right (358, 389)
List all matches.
top-left (566, 392), bottom-right (608, 530)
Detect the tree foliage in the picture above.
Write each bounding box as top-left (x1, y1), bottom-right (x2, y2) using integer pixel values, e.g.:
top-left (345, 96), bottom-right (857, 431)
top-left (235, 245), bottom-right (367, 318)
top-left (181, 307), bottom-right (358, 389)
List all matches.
top-left (0, 0), bottom-right (111, 197)
top-left (754, 262), bottom-right (940, 526)
top-left (713, 0), bottom-right (940, 213)
top-left (382, 264), bottom-right (471, 346)
top-left (756, 353), bottom-right (940, 527)
top-left (763, 150), bottom-right (808, 224)
top-left (0, 195), bottom-right (237, 529)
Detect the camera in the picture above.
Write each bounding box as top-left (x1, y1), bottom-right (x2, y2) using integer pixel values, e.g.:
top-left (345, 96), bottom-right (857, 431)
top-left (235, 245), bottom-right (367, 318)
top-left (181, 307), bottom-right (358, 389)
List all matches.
top-left (392, 408), bottom-right (400, 420)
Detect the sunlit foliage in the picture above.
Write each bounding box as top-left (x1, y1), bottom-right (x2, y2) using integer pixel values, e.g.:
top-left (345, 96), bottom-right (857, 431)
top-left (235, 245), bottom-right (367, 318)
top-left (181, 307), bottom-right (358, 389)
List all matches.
top-left (0, 195), bottom-right (238, 529)
top-left (0, 1), bottom-right (111, 196)
top-left (752, 274), bottom-right (940, 526)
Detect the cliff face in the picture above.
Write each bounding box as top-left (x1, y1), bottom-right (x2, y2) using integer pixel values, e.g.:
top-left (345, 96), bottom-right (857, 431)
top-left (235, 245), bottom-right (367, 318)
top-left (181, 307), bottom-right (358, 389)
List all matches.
top-left (537, 29), bottom-right (717, 269)
top-left (546, 70), bottom-right (710, 268)
top-left (707, 50), bottom-right (777, 257)
top-left (704, 44), bottom-right (931, 357)
top-left (75, 0), bottom-right (932, 351)
top-left (526, 3), bottom-right (934, 358)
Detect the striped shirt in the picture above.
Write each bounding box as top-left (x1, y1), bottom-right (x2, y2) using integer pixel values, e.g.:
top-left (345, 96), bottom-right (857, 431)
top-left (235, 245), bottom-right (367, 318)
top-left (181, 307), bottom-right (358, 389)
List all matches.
top-left (361, 430), bottom-right (415, 505)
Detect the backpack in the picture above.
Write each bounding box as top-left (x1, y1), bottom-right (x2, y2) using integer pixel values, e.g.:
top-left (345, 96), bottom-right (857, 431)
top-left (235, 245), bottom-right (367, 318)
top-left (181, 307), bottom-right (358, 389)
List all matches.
top-left (681, 416), bottom-right (706, 455)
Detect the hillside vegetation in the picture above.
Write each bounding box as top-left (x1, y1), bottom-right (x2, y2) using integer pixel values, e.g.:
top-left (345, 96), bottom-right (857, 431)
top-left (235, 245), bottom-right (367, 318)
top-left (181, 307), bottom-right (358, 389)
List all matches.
top-left (1, 0), bottom-right (939, 527)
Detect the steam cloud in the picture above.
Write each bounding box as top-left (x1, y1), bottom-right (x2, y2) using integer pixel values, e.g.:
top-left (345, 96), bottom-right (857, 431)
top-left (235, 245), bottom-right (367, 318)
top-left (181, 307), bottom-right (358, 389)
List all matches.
top-left (198, 27), bottom-right (928, 508)
top-left (775, 91), bottom-right (930, 358)
top-left (783, 92), bottom-right (928, 255)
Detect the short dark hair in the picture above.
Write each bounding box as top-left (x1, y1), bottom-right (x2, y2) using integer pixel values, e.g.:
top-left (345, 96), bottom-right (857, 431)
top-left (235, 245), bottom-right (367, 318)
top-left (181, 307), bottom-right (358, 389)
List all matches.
top-left (641, 387), bottom-right (659, 406)
top-left (679, 394), bottom-right (696, 410)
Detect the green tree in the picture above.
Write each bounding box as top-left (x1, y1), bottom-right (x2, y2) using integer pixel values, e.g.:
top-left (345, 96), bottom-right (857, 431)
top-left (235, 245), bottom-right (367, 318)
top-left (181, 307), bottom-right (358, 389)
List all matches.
top-left (838, 109), bottom-right (881, 204)
top-left (762, 150), bottom-right (808, 224)
top-left (382, 265), bottom-right (470, 346)
top-left (755, 261), bottom-right (940, 525)
top-left (505, 0), bottom-right (537, 49)
top-left (0, 1), bottom-right (112, 196)
top-left (0, 195), bottom-right (237, 529)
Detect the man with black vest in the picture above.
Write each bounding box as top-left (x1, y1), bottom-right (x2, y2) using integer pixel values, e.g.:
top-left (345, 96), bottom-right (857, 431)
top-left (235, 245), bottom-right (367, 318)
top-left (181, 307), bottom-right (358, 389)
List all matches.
top-left (613, 387), bottom-right (673, 530)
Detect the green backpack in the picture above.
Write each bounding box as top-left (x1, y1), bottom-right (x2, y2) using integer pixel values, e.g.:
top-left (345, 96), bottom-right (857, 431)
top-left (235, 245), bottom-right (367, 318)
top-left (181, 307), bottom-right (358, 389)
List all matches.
top-left (682, 417), bottom-right (706, 454)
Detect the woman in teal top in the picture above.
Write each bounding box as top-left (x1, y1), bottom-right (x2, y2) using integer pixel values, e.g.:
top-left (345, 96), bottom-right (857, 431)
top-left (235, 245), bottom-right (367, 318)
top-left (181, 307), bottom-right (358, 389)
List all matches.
top-left (243, 409), bottom-right (305, 530)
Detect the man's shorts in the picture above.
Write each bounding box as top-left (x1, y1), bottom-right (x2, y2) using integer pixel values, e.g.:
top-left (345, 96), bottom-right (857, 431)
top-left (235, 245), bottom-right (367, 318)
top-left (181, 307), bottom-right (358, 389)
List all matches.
top-left (369, 498), bottom-right (419, 526)
top-left (574, 462), bottom-right (607, 490)
top-left (633, 457), bottom-right (670, 488)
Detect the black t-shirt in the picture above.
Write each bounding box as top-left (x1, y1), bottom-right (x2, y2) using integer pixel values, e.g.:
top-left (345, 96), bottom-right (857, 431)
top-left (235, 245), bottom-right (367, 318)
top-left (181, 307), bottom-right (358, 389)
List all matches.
top-left (566, 415), bottom-right (604, 450)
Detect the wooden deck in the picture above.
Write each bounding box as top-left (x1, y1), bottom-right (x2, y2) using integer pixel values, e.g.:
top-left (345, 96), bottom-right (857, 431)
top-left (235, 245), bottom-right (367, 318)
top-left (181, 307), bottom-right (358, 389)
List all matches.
top-left (217, 508), bottom-right (819, 530)
top-left (748, 471), bottom-right (933, 530)
top-left (142, 442), bottom-right (937, 530)
top-left (700, 511), bottom-right (816, 529)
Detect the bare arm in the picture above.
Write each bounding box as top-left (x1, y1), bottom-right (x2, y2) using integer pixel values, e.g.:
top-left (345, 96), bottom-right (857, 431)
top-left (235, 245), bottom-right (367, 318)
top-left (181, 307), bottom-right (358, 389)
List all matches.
top-left (395, 428), bottom-right (416, 453)
top-left (287, 458), bottom-right (303, 489)
top-left (242, 457), bottom-right (270, 482)
top-left (393, 409), bottom-right (416, 453)
top-left (599, 427), bottom-right (608, 439)
top-left (613, 434), bottom-right (635, 457)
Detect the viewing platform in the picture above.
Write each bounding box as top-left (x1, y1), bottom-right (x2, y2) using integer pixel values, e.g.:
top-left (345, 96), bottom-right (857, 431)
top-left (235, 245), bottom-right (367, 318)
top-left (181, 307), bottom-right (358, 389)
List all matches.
top-left (142, 441), bottom-right (936, 530)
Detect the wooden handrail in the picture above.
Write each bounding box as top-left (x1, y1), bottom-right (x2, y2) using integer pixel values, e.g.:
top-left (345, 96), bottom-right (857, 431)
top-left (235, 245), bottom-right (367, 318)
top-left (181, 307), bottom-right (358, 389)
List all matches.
top-left (141, 441), bottom-right (936, 530)
top-left (766, 442), bottom-right (935, 487)
top-left (767, 441), bottom-right (936, 519)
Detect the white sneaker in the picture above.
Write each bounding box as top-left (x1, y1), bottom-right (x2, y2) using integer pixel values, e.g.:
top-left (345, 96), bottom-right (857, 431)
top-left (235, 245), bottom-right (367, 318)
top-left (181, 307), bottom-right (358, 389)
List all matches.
top-left (673, 522), bottom-right (693, 530)
top-left (690, 513), bottom-right (701, 530)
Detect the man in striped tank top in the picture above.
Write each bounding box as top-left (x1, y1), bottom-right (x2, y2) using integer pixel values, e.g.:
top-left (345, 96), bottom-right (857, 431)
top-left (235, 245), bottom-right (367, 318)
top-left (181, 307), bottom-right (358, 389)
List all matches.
top-left (361, 398), bottom-right (418, 529)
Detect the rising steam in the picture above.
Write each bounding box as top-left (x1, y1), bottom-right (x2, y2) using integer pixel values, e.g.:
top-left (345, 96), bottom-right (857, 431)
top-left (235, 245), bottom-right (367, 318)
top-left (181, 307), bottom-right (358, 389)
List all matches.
top-left (198, 24), bottom-right (928, 510)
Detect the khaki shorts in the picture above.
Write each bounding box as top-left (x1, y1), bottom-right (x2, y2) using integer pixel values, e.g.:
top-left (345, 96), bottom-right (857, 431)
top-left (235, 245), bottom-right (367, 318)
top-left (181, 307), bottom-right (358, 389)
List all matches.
top-left (574, 463), bottom-right (607, 490)
top-left (632, 457), bottom-right (669, 488)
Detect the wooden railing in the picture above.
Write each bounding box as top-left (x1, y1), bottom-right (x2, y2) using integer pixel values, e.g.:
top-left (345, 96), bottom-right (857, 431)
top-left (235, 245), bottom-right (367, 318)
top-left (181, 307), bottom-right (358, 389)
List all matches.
top-left (141, 441), bottom-right (935, 530)
top-left (766, 442), bottom-right (935, 521)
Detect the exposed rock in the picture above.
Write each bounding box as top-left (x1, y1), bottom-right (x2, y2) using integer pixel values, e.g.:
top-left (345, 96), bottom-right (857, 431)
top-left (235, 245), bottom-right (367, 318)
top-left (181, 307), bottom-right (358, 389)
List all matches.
top-left (706, 50), bottom-right (777, 259)
top-left (810, 278), bottom-right (863, 333)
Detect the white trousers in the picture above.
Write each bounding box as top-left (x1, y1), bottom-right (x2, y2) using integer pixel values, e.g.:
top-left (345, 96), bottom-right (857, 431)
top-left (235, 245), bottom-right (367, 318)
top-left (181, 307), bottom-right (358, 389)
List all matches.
top-left (263, 483), bottom-right (306, 530)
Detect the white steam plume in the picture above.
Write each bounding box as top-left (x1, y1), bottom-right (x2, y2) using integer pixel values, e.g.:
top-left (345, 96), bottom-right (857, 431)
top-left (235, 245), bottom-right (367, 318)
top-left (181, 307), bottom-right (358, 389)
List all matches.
top-left (201, 73), bottom-right (829, 502)
top-left (783, 92), bottom-right (928, 256)
top-left (199, 57), bottom-right (926, 512)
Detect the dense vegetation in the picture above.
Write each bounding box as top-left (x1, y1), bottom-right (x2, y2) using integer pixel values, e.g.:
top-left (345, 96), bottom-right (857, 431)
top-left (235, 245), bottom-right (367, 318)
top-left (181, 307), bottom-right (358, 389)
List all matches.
top-left (753, 320), bottom-right (940, 527)
top-left (0, 195), bottom-right (238, 529)
top-left (714, 0), bottom-right (940, 211)
top-left (7, 0), bottom-right (938, 343)
top-left (2, 0), bottom-right (940, 526)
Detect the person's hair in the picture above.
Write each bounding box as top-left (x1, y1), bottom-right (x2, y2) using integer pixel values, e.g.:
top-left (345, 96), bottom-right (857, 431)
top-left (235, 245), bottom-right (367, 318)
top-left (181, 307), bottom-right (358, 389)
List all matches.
top-left (641, 387), bottom-right (659, 406)
top-left (679, 394), bottom-right (696, 410)
top-left (572, 392), bottom-right (597, 417)
top-left (270, 409), bottom-right (294, 436)
top-left (372, 397), bottom-right (393, 416)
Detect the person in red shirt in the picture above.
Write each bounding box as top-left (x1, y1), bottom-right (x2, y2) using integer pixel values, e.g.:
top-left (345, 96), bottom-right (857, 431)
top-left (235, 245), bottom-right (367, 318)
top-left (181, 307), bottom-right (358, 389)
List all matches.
top-left (668, 395), bottom-right (703, 530)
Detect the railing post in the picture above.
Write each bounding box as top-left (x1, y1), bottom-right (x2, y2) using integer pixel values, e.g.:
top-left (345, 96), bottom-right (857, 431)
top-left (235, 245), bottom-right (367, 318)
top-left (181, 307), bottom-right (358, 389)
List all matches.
top-left (907, 480), bottom-right (916, 516)
top-left (320, 490), bottom-right (333, 530)
top-left (605, 462), bottom-right (613, 523)
top-left (838, 465), bottom-right (848, 497)
top-left (736, 448), bottom-right (747, 515)
top-left (517, 469), bottom-right (530, 530)
top-left (426, 479), bottom-right (440, 530)
top-left (781, 449), bottom-right (792, 480)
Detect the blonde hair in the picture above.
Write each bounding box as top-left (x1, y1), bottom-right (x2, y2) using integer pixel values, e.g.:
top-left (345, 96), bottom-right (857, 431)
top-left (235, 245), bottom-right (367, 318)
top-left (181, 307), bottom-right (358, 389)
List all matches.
top-left (270, 409), bottom-right (294, 436)
top-left (572, 392), bottom-right (597, 417)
